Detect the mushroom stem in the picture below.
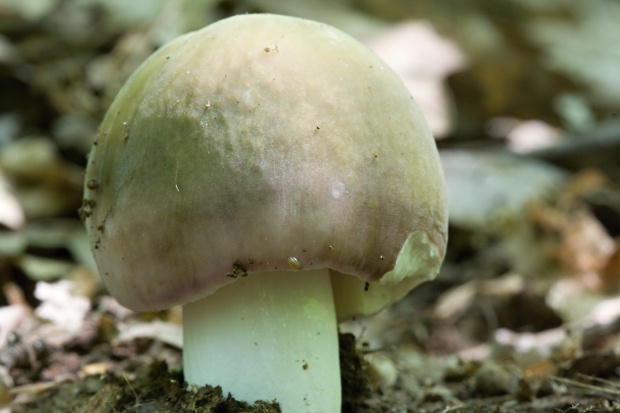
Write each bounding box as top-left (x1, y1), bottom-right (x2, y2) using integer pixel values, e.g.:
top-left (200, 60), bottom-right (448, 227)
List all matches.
top-left (183, 269), bottom-right (341, 412)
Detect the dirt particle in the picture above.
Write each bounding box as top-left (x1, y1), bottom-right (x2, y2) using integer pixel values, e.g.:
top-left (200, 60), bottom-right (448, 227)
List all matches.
top-left (78, 198), bottom-right (96, 221)
top-left (226, 260), bottom-right (248, 278)
top-left (86, 179), bottom-right (99, 190)
top-left (122, 122), bottom-right (130, 141)
top-left (287, 256), bottom-right (302, 270)
top-left (263, 44), bottom-right (279, 53)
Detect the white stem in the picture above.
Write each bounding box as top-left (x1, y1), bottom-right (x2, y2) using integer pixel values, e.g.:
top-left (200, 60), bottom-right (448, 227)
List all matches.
top-left (183, 269), bottom-right (341, 413)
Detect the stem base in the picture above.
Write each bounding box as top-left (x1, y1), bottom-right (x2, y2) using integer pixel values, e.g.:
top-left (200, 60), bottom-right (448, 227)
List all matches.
top-left (183, 269), bottom-right (340, 413)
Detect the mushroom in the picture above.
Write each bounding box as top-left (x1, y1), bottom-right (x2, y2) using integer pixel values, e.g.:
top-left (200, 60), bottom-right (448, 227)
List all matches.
top-left (82, 14), bottom-right (448, 413)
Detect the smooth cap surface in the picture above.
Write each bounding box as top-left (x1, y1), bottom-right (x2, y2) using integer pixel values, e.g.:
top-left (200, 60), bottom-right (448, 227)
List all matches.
top-left (82, 14), bottom-right (448, 317)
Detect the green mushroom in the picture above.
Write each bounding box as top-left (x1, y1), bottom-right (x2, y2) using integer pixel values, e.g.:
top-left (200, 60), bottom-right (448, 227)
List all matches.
top-left (83, 14), bottom-right (448, 413)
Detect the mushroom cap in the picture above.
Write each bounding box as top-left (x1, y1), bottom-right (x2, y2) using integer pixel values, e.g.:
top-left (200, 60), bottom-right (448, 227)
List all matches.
top-left (82, 14), bottom-right (448, 318)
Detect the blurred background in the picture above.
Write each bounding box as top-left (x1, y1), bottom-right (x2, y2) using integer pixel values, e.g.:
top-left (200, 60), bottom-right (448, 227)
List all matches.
top-left (1, 0), bottom-right (620, 411)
